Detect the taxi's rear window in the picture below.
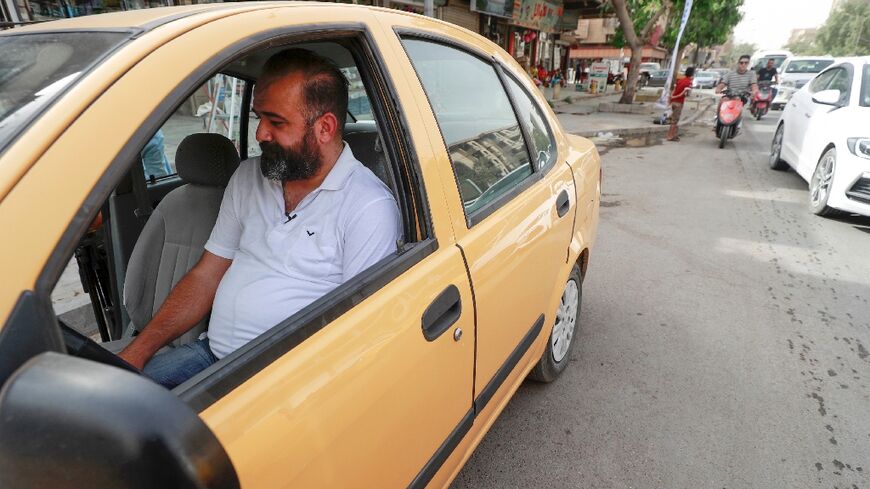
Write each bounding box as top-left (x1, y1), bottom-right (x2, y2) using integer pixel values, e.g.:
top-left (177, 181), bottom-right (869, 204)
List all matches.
top-left (0, 31), bottom-right (129, 153)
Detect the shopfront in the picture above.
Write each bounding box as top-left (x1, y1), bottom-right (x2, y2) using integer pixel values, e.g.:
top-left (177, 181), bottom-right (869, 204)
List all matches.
top-left (507, 0), bottom-right (562, 71)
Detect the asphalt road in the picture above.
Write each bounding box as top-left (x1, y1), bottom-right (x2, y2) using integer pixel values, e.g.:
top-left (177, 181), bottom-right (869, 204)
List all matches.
top-left (452, 115), bottom-right (870, 488)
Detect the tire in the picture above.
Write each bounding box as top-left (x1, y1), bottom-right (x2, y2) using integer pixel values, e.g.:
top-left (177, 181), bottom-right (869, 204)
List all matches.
top-left (756, 111), bottom-right (763, 121)
top-left (718, 125), bottom-right (728, 148)
top-left (769, 124), bottom-right (789, 170)
top-left (529, 264), bottom-right (582, 383)
top-left (809, 147), bottom-right (843, 217)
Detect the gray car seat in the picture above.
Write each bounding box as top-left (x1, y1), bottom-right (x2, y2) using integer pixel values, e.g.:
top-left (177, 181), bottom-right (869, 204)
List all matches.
top-left (106, 133), bottom-right (240, 353)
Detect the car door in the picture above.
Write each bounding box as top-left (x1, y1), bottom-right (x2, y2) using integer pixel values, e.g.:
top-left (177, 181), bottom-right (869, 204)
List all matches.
top-left (0, 7), bottom-right (475, 489)
top-left (391, 25), bottom-right (577, 421)
top-left (794, 66), bottom-right (852, 178)
top-left (785, 67), bottom-right (838, 165)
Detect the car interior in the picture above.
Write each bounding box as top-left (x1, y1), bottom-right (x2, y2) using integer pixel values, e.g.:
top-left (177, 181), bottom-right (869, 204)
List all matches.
top-left (51, 38), bottom-right (418, 384)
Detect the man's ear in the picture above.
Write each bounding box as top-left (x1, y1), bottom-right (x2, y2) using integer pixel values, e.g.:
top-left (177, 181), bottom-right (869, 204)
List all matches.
top-left (314, 112), bottom-right (340, 144)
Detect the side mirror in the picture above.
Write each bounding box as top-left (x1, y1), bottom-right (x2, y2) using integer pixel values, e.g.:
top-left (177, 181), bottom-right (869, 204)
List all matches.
top-left (0, 353), bottom-right (240, 489)
top-left (812, 89), bottom-right (841, 106)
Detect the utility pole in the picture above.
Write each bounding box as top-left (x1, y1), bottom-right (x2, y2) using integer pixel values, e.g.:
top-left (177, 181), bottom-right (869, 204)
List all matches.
top-left (424, 0), bottom-right (434, 17)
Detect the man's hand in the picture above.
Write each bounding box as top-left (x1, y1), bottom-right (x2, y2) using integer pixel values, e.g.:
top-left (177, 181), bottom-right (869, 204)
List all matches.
top-left (119, 251), bottom-right (232, 369)
top-left (715, 82), bottom-right (725, 95)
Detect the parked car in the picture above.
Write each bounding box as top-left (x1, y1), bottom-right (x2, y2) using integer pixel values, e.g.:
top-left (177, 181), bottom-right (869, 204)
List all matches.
top-left (692, 70), bottom-right (720, 89)
top-left (710, 68), bottom-right (730, 85)
top-left (750, 49), bottom-right (793, 71)
top-left (638, 62), bottom-right (661, 87)
top-left (770, 57), bottom-right (870, 217)
top-left (771, 56), bottom-right (836, 110)
top-left (0, 4), bottom-right (601, 488)
top-left (646, 69), bottom-right (670, 87)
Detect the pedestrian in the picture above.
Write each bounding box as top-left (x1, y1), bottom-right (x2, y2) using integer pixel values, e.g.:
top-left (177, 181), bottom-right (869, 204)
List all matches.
top-left (667, 66), bottom-right (694, 141)
top-left (551, 70), bottom-right (564, 101)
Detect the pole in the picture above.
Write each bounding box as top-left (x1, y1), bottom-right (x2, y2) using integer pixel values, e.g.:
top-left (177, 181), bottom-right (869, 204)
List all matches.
top-left (655, 0), bottom-right (693, 109)
top-left (424, 0), bottom-right (433, 17)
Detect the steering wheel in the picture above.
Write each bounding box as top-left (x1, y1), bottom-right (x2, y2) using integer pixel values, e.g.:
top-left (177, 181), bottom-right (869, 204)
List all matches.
top-left (58, 320), bottom-right (141, 374)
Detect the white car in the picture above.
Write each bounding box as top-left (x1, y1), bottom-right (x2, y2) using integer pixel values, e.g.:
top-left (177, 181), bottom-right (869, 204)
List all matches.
top-left (771, 56), bottom-right (835, 110)
top-left (770, 57), bottom-right (870, 217)
top-left (692, 70), bottom-right (719, 89)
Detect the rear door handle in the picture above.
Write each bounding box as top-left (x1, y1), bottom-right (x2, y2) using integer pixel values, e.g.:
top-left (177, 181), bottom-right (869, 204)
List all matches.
top-left (556, 189), bottom-right (570, 218)
top-left (422, 285), bottom-right (461, 341)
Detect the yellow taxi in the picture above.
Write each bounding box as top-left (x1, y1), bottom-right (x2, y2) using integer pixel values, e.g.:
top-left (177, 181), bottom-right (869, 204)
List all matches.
top-left (0, 4), bottom-right (600, 488)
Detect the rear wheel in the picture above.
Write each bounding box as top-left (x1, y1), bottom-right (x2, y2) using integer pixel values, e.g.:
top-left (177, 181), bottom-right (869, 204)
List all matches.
top-left (718, 125), bottom-right (728, 148)
top-left (529, 264), bottom-right (582, 383)
top-left (809, 147), bottom-right (842, 217)
top-left (769, 124), bottom-right (789, 170)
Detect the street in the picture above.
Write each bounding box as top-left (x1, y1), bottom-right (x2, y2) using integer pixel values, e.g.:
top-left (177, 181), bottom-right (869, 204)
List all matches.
top-left (452, 116), bottom-right (870, 488)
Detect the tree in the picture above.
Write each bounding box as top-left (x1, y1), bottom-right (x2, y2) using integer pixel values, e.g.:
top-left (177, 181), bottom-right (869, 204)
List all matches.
top-left (784, 31), bottom-right (824, 56)
top-left (719, 41), bottom-right (756, 68)
top-left (815, 0), bottom-right (869, 56)
top-left (609, 0), bottom-right (674, 104)
top-left (660, 0), bottom-right (743, 81)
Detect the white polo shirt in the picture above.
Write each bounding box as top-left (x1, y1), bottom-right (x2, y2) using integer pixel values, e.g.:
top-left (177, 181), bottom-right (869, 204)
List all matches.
top-left (204, 143), bottom-right (401, 359)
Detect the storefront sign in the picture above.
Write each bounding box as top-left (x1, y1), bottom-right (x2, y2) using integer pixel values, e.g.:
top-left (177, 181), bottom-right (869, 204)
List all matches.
top-left (471, 0), bottom-right (515, 19)
top-left (511, 0), bottom-right (563, 33)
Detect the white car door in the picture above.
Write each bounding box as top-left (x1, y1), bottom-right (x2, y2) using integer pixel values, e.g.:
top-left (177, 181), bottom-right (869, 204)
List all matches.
top-left (795, 67), bottom-right (852, 179)
top-left (784, 68), bottom-right (838, 168)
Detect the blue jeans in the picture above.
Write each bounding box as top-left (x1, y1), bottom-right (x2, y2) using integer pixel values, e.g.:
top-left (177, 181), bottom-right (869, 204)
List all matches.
top-left (143, 338), bottom-right (217, 389)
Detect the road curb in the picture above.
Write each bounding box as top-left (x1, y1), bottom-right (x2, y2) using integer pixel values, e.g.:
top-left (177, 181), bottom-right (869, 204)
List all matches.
top-left (571, 125), bottom-right (669, 139)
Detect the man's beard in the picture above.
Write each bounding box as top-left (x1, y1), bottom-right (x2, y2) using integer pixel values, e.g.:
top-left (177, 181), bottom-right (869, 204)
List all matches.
top-left (259, 128), bottom-right (321, 182)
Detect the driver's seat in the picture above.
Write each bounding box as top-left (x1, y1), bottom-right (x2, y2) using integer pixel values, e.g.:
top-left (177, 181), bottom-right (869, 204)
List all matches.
top-left (105, 133), bottom-right (239, 353)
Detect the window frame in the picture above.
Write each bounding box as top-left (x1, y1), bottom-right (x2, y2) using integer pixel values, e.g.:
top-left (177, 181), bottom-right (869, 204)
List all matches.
top-left (501, 70), bottom-right (558, 172)
top-left (396, 30), bottom-right (548, 228)
top-left (31, 24), bottom-right (436, 413)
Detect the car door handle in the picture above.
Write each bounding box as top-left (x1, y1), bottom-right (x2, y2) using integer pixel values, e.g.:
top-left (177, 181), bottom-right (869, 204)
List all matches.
top-left (421, 285), bottom-right (462, 342)
top-left (556, 189), bottom-right (571, 218)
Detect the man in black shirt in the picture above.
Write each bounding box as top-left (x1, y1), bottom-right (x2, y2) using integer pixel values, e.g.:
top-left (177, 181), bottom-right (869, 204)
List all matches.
top-left (757, 58), bottom-right (779, 99)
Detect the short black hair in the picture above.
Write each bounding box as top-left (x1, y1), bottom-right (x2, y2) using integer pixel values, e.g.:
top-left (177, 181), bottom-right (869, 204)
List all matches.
top-left (259, 48), bottom-right (349, 134)
top-left (685, 66), bottom-right (695, 77)
top-left (739, 54), bottom-right (751, 62)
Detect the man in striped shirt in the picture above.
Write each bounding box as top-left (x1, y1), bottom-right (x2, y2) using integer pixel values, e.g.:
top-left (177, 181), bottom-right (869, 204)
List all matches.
top-left (716, 54), bottom-right (759, 102)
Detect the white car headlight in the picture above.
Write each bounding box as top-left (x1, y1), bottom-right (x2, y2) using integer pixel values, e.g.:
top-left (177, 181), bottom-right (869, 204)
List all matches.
top-left (847, 138), bottom-right (870, 159)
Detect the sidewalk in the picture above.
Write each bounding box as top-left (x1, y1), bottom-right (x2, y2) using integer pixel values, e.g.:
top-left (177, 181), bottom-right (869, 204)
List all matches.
top-left (549, 87), bottom-right (716, 141)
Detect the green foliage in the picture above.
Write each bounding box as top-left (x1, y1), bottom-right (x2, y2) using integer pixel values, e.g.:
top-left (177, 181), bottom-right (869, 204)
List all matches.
top-left (815, 0), bottom-right (869, 56)
top-left (661, 0), bottom-right (743, 49)
top-left (720, 41), bottom-right (756, 67)
top-left (609, 0), bottom-right (670, 47)
top-left (784, 32), bottom-right (824, 56)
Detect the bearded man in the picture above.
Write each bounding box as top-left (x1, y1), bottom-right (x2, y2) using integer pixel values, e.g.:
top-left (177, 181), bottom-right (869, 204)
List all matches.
top-left (120, 49), bottom-right (401, 388)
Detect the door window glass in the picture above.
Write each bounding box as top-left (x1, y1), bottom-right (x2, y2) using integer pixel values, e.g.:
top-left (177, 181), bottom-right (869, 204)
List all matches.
top-left (504, 75), bottom-right (556, 171)
top-left (401, 38), bottom-right (532, 217)
top-left (826, 68), bottom-right (851, 104)
top-left (809, 69), bottom-right (838, 94)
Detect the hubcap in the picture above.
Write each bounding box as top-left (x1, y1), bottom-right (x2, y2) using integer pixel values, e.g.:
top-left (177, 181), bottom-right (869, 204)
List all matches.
top-left (551, 279), bottom-right (579, 363)
top-left (769, 127), bottom-right (782, 165)
top-left (811, 152), bottom-right (835, 207)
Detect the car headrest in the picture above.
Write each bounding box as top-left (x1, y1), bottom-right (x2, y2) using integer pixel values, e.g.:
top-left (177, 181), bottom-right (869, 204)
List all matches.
top-left (176, 133), bottom-right (240, 187)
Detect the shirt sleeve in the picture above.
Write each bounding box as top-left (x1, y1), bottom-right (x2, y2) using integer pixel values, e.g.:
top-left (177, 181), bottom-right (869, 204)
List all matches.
top-left (341, 196), bottom-right (401, 282)
top-left (750, 71), bottom-right (758, 84)
top-left (204, 166), bottom-right (243, 260)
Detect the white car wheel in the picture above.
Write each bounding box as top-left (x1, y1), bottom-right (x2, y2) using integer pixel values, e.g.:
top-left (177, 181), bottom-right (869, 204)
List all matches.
top-left (809, 147), bottom-right (842, 217)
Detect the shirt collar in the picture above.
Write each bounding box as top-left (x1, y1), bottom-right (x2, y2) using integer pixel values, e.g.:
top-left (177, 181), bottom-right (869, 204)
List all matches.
top-left (318, 142), bottom-right (358, 191)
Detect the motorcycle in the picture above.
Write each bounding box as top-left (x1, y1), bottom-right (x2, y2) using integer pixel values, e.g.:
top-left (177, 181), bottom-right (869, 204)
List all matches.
top-left (715, 90), bottom-right (749, 149)
top-left (750, 81), bottom-right (773, 120)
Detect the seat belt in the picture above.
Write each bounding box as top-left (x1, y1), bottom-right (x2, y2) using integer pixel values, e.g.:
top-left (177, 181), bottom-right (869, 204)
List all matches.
top-left (130, 158), bottom-right (153, 224)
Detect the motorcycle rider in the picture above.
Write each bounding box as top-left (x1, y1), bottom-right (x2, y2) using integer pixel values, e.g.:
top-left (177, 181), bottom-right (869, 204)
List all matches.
top-left (756, 57), bottom-right (779, 101)
top-left (714, 54), bottom-right (759, 131)
top-left (715, 54), bottom-right (759, 102)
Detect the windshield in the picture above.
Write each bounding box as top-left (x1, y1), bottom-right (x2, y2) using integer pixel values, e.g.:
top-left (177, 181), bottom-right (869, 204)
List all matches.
top-left (861, 65), bottom-right (869, 107)
top-left (0, 31), bottom-right (129, 152)
top-left (697, 71), bottom-right (717, 78)
top-left (785, 59), bottom-right (834, 74)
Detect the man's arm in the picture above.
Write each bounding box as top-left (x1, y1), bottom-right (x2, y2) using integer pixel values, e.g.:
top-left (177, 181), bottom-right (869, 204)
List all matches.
top-left (119, 251), bottom-right (232, 369)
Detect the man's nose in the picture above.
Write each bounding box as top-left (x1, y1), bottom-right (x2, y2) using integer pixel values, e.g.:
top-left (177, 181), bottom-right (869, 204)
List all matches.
top-left (255, 121), bottom-right (271, 143)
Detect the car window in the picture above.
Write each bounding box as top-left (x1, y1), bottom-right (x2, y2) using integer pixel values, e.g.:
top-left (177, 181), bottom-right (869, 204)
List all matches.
top-left (826, 68), bottom-right (851, 104)
top-left (861, 65), bottom-right (870, 107)
top-left (401, 38), bottom-right (533, 219)
top-left (146, 74), bottom-right (251, 180)
top-left (809, 68), bottom-right (838, 93)
top-left (504, 74), bottom-right (556, 171)
top-left (785, 59), bottom-right (834, 74)
top-left (0, 32), bottom-right (129, 153)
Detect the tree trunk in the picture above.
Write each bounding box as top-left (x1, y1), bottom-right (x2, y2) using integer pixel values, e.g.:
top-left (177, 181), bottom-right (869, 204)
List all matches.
top-left (611, 0), bottom-right (673, 104)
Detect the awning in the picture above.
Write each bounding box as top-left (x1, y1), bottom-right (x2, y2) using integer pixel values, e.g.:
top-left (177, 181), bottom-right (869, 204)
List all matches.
top-left (568, 45), bottom-right (667, 60)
